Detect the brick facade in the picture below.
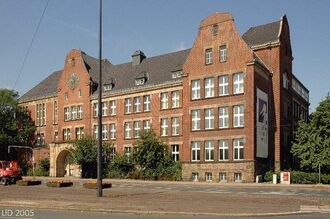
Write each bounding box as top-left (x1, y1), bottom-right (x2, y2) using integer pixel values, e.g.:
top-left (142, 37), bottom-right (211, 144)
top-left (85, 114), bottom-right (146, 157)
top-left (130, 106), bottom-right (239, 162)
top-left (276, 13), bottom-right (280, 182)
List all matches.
top-left (19, 12), bottom-right (309, 182)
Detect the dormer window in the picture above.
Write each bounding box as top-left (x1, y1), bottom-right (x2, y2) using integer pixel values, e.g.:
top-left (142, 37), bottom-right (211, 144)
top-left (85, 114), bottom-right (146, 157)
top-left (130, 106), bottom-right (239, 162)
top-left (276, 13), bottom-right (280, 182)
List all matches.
top-left (172, 70), bottom-right (183, 79)
top-left (104, 78), bottom-right (115, 91)
top-left (135, 72), bottom-right (148, 86)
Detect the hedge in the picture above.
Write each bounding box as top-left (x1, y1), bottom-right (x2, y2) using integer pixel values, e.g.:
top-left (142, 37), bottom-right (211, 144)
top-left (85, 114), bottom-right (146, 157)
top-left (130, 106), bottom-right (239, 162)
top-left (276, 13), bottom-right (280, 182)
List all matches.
top-left (264, 171), bottom-right (330, 184)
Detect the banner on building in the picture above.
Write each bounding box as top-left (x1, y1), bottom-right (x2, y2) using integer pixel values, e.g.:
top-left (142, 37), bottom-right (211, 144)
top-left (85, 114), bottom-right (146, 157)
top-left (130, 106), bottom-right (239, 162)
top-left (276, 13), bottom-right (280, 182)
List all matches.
top-left (256, 88), bottom-right (268, 158)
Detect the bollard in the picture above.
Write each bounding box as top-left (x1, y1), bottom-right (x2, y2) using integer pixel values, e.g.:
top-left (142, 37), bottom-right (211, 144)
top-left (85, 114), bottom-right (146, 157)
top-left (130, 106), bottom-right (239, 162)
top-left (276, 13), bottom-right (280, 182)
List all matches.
top-left (272, 174), bottom-right (277, 184)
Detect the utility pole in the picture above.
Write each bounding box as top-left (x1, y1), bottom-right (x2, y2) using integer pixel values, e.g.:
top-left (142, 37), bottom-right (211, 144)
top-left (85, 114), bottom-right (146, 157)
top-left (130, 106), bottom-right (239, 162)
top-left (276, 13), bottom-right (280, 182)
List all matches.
top-left (97, 0), bottom-right (103, 197)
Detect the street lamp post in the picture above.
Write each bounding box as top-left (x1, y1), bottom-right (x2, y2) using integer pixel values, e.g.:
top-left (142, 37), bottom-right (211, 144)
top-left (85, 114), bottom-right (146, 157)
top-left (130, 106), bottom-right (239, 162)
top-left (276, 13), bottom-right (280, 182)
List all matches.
top-left (97, 0), bottom-right (103, 197)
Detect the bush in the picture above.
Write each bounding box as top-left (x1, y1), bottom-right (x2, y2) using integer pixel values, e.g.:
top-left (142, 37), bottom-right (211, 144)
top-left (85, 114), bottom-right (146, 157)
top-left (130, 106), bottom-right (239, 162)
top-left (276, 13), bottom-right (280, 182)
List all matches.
top-left (27, 167), bottom-right (48, 176)
top-left (106, 155), bottom-right (135, 179)
top-left (264, 170), bottom-right (330, 184)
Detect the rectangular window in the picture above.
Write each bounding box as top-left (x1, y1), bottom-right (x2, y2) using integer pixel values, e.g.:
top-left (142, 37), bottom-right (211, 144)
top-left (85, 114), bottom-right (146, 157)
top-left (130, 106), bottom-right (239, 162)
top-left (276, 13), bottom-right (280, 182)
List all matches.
top-left (102, 102), bottom-right (108, 116)
top-left (171, 117), bottom-right (179, 136)
top-left (109, 147), bottom-right (116, 161)
top-left (205, 172), bottom-right (213, 182)
top-left (219, 107), bottom-right (229, 128)
top-left (191, 141), bottom-right (200, 161)
top-left (93, 103), bottom-right (98, 117)
top-left (171, 91), bottom-right (180, 108)
top-left (134, 121), bottom-right (141, 138)
top-left (219, 45), bottom-right (227, 62)
top-left (94, 125), bottom-right (98, 140)
top-left (219, 75), bottom-right (229, 96)
top-left (219, 140), bottom-right (229, 161)
top-left (143, 95), bottom-right (151, 112)
top-left (191, 110), bottom-right (201, 131)
top-left (191, 80), bottom-right (200, 100)
top-left (64, 107), bottom-right (70, 121)
top-left (36, 104), bottom-right (40, 126)
top-left (204, 77), bottom-right (214, 98)
top-left (133, 97), bottom-right (141, 113)
top-left (54, 101), bottom-right (58, 124)
top-left (233, 73), bottom-right (244, 94)
top-left (75, 127), bottom-right (84, 140)
top-left (205, 140), bottom-right (214, 161)
top-left (233, 105), bottom-right (244, 127)
top-left (110, 123), bottom-right (116, 140)
top-left (71, 106), bottom-right (77, 120)
top-left (161, 118), bottom-right (169, 136)
top-left (102, 124), bottom-right (108, 140)
top-left (171, 145), bottom-right (179, 161)
top-left (219, 172), bottom-right (227, 182)
top-left (63, 128), bottom-right (70, 141)
top-left (144, 120), bottom-right (151, 132)
top-left (124, 146), bottom-right (131, 158)
top-left (160, 92), bottom-right (169, 110)
top-left (124, 122), bottom-right (132, 139)
top-left (124, 98), bottom-right (132, 114)
top-left (234, 173), bottom-right (242, 182)
top-left (233, 138), bottom-right (244, 160)
top-left (204, 108), bottom-right (214, 130)
top-left (110, 100), bottom-right (116, 116)
top-left (205, 48), bottom-right (213, 65)
top-left (77, 105), bottom-right (83, 119)
top-left (54, 131), bottom-right (58, 142)
top-left (42, 103), bottom-right (45, 125)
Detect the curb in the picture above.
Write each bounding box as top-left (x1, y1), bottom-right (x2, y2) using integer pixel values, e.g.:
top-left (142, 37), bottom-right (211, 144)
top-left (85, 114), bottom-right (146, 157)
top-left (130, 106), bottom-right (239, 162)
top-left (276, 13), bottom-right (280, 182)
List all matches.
top-left (0, 202), bottom-right (311, 217)
top-left (300, 205), bottom-right (330, 213)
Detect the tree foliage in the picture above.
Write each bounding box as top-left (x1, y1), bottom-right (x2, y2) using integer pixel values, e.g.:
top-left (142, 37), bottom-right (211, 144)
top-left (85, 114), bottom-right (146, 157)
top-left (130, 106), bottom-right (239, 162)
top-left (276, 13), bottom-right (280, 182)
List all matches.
top-left (291, 96), bottom-right (330, 171)
top-left (0, 89), bottom-right (36, 160)
top-left (69, 136), bottom-right (114, 178)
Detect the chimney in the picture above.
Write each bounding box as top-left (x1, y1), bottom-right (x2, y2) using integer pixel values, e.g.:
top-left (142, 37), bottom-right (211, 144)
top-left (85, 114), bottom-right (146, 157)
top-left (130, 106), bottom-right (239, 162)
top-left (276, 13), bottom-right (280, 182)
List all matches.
top-left (132, 50), bottom-right (146, 66)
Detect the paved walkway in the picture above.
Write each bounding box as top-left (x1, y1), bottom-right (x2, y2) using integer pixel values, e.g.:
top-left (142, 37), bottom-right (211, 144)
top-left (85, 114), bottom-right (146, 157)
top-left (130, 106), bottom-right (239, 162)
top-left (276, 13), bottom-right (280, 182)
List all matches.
top-left (0, 177), bottom-right (328, 216)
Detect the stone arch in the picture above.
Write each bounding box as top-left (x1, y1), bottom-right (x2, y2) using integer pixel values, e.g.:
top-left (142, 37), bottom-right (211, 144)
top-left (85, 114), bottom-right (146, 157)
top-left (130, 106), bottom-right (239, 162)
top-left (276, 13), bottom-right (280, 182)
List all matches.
top-left (56, 149), bottom-right (70, 177)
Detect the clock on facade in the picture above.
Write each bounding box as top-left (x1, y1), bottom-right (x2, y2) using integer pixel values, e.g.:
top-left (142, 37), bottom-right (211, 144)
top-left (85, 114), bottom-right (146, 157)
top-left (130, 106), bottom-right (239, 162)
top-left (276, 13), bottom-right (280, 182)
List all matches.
top-left (68, 73), bottom-right (79, 90)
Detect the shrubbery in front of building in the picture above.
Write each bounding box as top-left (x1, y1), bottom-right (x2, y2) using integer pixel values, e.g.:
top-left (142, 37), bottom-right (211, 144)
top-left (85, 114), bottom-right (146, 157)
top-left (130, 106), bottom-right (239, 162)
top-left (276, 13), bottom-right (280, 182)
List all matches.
top-left (264, 170), bottom-right (330, 184)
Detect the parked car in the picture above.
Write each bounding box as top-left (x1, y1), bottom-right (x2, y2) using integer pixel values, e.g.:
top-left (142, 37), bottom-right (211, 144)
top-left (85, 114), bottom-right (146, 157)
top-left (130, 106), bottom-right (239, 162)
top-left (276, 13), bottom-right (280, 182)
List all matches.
top-left (0, 161), bottom-right (22, 185)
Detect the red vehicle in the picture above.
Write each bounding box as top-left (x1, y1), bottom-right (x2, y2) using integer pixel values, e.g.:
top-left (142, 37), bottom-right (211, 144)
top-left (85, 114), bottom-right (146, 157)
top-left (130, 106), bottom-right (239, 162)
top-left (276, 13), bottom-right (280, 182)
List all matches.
top-left (0, 161), bottom-right (22, 185)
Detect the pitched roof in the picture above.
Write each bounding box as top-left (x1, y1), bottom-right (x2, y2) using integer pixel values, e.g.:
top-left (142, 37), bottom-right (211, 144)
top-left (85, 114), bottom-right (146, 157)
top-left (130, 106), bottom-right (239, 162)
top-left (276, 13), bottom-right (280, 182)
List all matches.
top-left (242, 20), bottom-right (281, 48)
top-left (84, 49), bottom-right (191, 97)
top-left (19, 70), bottom-right (61, 102)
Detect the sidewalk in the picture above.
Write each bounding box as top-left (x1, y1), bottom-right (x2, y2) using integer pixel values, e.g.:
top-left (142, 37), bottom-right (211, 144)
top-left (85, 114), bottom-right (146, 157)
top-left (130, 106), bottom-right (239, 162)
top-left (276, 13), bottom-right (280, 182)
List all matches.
top-left (0, 177), bottom-right (329, 216)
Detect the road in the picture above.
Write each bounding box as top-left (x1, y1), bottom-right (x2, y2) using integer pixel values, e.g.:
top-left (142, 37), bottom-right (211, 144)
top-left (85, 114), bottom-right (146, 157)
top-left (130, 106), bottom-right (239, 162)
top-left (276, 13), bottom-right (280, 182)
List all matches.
top-left (0, 207), bottom-right (329, 219)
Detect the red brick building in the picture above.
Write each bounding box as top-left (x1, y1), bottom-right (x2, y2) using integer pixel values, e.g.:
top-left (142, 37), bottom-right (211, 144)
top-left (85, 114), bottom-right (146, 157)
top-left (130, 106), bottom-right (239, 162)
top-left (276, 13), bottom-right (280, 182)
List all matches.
top-left (19, 12), bottom-right (309, 182)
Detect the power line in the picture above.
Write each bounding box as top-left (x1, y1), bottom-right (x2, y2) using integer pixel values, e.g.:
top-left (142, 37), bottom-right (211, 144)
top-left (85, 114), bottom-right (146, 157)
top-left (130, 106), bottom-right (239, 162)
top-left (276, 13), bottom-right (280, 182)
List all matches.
top-left (13, 0), bottom-right (50, 89)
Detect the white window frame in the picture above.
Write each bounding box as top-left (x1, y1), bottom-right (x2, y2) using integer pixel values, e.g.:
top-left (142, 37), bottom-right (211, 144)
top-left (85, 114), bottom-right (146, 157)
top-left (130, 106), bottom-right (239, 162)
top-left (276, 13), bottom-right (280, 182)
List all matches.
top-left (143, 95), bottom-right (151, 112)
top-left (64, 107), bottom-right (70, 121)
top-left (102, 102), bottom-right (107, 116)
top-left (94, 125), bottom-right (98, 140)
top-left (219, 45), bottom-right (227, 62)
top-left (191, 80), bottom-right (200, 100)
top-left (171, 91), bottom-right (180, 108)
top-left (171, 144), bottom-right (179, 162)
top-left (204, 108), bottom-right (214, 130)
top-left (161, 92), bottom-right (169, 110)
top-left (102, 124), bottom-right (108, 140)
top-left (124, 98), bottom-right (131, 114)
top-left (233, 73), bottom-right (244, 94)
top-left (191, 141), bottom-right (200, 161)
top-left (205, 172), bottom-right (213, 182)
top-left (205, 140), bottom-right (214, 161)
top-left (94, 103), bottom-right (98, 117)
top-left (233, 105), bottom-right (244, 127)
top-left (234, 173), bottom-right (242, 182)
top-left (219, 75), bottom-right (229, 96)
top-left (77, 105), bottom-right (83, 119)
top-left (171, 117), bottom-right (179, 136)
top-left (204, 77), bottom-right (214, 98)
top-left (109, 100), bottom-right (116, 116)
top-left (233, 138), bottom-right (244, 160)
top-left (134, 97), bottom-right (141, 113)
top-left (219, 139), bottom-right (229, 161)
top-left (110, 123), bottom-right (116, 140)
top-left (124, 146), bottom-right (131, 158)
top-left (134, 121), bottom-right (141, 138)
top-left (191, 110), bottom-right (201, 131)
top-left (205, 48), bottom-right (213, 65)
top-left (124, 122), bottom-right (131, 139)
top-left (219, 172), bottom-right (227, 182)
top-left (54, 101), bottom-right (58, 124)
top-left (219, 107), bottom-right (229, 128)
top-left (71, 106), bottom-right (77, 120)
top-left (161, 118), bottom-right (169, 136)
top-left (144, 120), bottom-right (151, 131)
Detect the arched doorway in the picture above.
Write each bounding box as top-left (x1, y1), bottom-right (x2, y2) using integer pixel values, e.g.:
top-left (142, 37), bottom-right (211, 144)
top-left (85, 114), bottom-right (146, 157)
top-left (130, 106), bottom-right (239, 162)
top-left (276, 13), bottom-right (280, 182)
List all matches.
top-left (56, 150), bottom-right (69, 177)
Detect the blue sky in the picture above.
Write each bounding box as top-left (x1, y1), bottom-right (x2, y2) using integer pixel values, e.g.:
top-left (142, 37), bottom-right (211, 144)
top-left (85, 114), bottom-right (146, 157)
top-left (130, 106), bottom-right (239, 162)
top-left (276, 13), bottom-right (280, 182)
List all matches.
top-left (0, 0), bottom-right (329, 111)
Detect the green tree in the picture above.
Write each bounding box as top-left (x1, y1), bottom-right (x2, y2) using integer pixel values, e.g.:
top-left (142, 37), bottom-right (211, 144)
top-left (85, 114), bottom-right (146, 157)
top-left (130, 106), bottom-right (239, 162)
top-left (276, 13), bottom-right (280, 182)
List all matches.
top-left (69, 136), bottom-right (113, 178)
top-left (291, 96), bottom-right (330, 175)
top-left (133, 129), bottom-right (181, 180)
top-left (0, 89), bottom-right (36, 160)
